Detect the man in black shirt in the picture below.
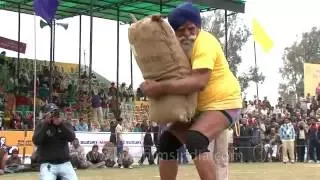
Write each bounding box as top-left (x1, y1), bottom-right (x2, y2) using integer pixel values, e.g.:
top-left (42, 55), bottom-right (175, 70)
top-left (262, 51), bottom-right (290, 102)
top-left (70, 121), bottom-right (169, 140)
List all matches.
top-left (32, 103), bottom-right (77, 180)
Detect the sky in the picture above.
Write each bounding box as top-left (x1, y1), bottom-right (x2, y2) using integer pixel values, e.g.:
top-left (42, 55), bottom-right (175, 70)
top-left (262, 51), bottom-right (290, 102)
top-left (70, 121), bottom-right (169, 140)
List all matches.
top-left (1, 0), bottom-right (320, 105)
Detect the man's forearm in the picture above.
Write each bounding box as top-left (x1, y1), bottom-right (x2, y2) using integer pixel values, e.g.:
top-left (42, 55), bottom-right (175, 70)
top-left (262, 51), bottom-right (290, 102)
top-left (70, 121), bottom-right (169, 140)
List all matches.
top-left (161, 75), bottom-right (204, 96)
top-left (61, 122), bottom-right (76, 142)
top-left (32, 123), bottom-right (48, 146)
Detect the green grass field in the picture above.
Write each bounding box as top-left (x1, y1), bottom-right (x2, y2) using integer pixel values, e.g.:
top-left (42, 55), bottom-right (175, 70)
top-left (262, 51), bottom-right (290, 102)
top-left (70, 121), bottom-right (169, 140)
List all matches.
top-left (2, 163), bottom-right (320, 180)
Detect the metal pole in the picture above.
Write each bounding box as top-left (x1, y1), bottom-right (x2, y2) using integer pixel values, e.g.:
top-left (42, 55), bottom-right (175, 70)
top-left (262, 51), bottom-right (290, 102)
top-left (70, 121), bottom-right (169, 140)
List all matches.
top-left (33, 13), bottom-right (37, 131)
top-left (53, 21), bottom-right (56, 63)
top-left (17, 4), bottom-right (21, 87)
top-left (160, 0), bottom-right (163, 13)
top-left (116, 6), bottom-right (120, 115)
top-left (224, 10), bottom-right (228, 58)
top-left (78, 15), bottom-right (82, 79)
top-left (88, 0), bottom-right (93, 130)
top-left (89, 1), bottom-right (93, 92)
top-left (254, 41), bottom-right (259, 99)
top-left (49, 22), bottom-right (53, 103)
top-left (130, 48), bottom-right (133, 87)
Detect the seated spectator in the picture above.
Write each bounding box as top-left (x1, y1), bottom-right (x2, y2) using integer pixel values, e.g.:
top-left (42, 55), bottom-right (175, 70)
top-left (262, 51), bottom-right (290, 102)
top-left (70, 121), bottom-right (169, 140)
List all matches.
top-left (100, 122), bottom-right (110, 132)
top-left (6, 149), bottom-right (25, 173)
top-left (120, 147), bottom-right (133, 169)
top-left (30, 149), bottom-right (40, 171)
top-left (75, 118), bottom-right (88, 131)
top-left (70, 138), bottom-right (89, 169)
top-left (102, 142), bottom-right (116, 168)
top-left (86, 145), bottom-right (106, 168)
top-left (133, 123), bottom-right (141, 132)
top-left (0, 148), bottom-right (8, 175)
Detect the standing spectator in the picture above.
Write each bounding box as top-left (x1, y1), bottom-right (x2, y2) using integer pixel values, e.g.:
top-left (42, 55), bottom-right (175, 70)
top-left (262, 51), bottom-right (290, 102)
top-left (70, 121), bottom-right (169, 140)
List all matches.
top-left (239, 119), bottom-right (252, 162)
top-left (250, 123), bottom-right (261, 162)
top-left (92, 90), bottom-right (103, 127)
top-left (296, 122), bottom-right (307, 162)
top-left (151, 122), bottom-right (160, 163)
top-left (246, 101), bottom-right (255, 114)
top-left (263, 97), bottom-right (272, 109)
top-left (115, 118), bottom-right (124, 168)
top-left (108, 82), bottom-right (117, 98)
top-left (109, 121), bottom-right (117, 146)
top-left (279, 118), bottom-right (295, 164)
top-left (138, 129), bottom-right (154, 165)
top-left (127, 84), bottom-right (134, 101)
top-left (308, 118), bottom-right (320, 163)
top-left (316, 82), bottom-right (320, 102)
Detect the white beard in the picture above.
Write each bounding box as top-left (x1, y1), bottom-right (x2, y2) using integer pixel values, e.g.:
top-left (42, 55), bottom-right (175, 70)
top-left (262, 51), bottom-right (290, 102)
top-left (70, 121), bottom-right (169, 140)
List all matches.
top-left (178, 35), bottom-right (196, 59)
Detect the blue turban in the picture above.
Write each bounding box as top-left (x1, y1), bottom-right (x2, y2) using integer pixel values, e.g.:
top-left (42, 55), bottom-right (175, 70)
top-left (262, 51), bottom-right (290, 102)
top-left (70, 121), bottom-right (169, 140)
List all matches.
top-left (168, 2), bottom-right (201, 31)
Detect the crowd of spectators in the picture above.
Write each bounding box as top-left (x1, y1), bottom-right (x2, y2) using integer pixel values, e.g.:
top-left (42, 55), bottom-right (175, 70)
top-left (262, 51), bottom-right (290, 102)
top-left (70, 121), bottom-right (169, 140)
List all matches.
top-left (1, 52), bottom-right (320, 170)
top-left (233, 93), bottom-right (320, 163)
top-left (0, 52), bottom-right (145, 132)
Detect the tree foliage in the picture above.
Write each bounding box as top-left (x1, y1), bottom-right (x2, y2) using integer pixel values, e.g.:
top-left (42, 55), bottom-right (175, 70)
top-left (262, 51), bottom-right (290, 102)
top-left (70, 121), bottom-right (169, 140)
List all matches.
top-left (279, 27), bottom-right (320, 96)
top-left (238, 67), bottom-right (266, 90)
top-left (201, 11), bottom-right (265, 91)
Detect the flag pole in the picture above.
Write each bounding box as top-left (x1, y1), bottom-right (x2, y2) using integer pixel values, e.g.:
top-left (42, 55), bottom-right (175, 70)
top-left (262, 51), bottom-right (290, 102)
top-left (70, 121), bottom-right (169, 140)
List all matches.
top-left (33, 13), bottom-right (37, 131)
top-left (253, 41), bottom-right (259, 99)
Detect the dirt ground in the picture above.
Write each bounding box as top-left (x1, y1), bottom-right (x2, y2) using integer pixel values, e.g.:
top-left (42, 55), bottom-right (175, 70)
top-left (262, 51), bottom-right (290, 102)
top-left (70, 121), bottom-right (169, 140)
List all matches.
top-left (2, 163), bottom-right (319, 180)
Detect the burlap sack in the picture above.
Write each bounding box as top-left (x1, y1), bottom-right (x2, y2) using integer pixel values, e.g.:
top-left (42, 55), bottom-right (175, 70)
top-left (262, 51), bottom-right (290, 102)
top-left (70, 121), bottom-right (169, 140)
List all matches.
top-left (128, 15), bottom-right (197, 123)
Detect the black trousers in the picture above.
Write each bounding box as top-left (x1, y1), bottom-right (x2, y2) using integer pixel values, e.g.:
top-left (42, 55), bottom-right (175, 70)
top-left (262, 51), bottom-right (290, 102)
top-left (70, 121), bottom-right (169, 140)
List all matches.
top-left (309, 140), bottom-right (320, 162)
top-left (296, 139), bottom-right (306, 162)
top-left (239, 141), bottom-right (251, 162)
top-left (139, 147), bottom-right (154, 164)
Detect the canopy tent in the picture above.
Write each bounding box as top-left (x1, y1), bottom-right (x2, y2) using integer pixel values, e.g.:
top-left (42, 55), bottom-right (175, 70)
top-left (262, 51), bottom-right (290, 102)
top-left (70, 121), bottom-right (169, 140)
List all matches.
top-left (0, 0), bottom-right (246, 128)
top-left (0, 0), bottom-right (245, 23)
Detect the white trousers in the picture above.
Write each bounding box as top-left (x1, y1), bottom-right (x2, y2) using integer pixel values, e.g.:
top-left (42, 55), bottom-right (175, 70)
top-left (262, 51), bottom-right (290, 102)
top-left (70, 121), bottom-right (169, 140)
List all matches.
top-left (92, 107), bottom-right (103, 126)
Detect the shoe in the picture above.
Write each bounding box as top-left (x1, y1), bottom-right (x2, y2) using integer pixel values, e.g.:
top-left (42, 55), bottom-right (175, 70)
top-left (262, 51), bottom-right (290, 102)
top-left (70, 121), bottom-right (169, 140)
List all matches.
top-left (128, 165), bottom-right (133, 169)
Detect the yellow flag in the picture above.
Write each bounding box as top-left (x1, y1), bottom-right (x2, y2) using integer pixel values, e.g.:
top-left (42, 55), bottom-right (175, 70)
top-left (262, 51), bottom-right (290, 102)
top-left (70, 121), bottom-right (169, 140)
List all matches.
top-left (252, 18), bottom-right (274, 53)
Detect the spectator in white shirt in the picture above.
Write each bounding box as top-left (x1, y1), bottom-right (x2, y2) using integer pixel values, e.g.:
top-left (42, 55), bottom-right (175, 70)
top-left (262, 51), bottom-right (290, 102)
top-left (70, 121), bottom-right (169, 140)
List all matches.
top-left (246, 101), bottom-right (256, 114)
top-left (115, 118), bottom-right (124, 168)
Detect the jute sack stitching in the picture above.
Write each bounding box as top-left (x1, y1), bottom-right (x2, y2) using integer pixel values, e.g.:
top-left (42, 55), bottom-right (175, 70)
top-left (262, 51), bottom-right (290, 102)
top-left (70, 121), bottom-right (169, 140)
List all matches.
top-left (128, 15), bottom-right (197, 123)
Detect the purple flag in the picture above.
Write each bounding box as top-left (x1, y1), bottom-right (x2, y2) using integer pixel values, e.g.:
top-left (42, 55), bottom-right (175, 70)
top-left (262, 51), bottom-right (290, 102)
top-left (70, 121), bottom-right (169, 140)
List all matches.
top-left (33, 0), bottom-right (59, 25)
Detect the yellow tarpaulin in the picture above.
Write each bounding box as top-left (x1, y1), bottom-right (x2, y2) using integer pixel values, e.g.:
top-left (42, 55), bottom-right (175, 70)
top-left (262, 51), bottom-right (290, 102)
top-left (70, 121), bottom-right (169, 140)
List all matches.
top-left (304, 63), bottom-right (320, 96)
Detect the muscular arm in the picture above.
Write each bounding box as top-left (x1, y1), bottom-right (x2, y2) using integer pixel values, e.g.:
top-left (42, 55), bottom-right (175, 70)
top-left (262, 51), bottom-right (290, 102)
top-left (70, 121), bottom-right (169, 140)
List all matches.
top-left (60, 121), bottom-right (76, 142)
top-left (160, 69), bottom-right (211, 96)
top-left (32, 123), bottom-right (49, 146)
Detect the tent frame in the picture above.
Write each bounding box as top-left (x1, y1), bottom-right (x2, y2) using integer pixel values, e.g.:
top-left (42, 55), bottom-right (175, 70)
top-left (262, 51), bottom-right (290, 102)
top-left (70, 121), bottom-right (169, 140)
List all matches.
top-left (0, 0), bottom-right (245, 159)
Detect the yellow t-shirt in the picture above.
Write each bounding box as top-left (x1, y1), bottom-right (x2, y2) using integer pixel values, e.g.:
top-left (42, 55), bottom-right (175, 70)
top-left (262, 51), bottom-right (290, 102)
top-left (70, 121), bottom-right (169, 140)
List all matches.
top-left (191, 31), bottom-right (242, 111)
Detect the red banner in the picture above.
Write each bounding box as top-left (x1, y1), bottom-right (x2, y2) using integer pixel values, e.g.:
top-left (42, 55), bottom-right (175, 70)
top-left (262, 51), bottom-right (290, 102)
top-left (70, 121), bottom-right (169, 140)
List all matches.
top-left (0, 36), bottom-right (26, 54)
